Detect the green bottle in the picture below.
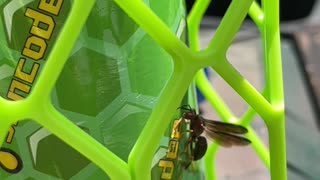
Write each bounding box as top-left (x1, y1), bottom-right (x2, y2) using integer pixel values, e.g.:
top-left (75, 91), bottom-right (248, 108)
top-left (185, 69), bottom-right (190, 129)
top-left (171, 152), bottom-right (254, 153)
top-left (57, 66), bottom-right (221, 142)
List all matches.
top-left (0, 0), bottom-right (203, 179)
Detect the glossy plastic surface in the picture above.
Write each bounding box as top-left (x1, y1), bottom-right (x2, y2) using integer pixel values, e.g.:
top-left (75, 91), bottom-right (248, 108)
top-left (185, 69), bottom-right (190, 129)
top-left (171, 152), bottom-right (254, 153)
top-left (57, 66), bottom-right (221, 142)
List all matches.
top-left (0, 0), bottom-right (285, 179)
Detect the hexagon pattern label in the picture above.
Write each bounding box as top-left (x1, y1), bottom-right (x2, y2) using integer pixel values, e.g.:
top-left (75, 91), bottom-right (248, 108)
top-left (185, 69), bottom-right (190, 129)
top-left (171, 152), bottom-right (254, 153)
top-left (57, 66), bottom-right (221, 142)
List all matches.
top-left (0, 0), bottom-right (201, 179)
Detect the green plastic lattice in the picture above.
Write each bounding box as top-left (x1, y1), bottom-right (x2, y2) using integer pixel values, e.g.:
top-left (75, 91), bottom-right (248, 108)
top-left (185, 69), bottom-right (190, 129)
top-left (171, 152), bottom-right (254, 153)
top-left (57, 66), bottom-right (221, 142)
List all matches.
top-left (0, 0), bottom-right (286, 180)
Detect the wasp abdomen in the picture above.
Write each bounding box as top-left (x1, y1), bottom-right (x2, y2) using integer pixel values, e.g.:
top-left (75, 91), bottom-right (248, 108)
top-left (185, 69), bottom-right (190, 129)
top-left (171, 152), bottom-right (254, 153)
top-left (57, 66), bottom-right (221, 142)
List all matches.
top-left (191, 136), bottom-right (208, 161)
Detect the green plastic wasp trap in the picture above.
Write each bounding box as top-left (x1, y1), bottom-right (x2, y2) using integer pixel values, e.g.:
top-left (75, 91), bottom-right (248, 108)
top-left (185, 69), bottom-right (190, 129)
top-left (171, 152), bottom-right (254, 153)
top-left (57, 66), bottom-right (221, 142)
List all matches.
top-left (0, 0), bottom-right (203, 179)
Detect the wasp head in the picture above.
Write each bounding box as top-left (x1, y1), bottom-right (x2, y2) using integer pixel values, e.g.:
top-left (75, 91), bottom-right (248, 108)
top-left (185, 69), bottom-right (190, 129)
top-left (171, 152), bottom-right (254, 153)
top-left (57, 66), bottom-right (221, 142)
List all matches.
top-left (182, 109), bottom-right (197, 120)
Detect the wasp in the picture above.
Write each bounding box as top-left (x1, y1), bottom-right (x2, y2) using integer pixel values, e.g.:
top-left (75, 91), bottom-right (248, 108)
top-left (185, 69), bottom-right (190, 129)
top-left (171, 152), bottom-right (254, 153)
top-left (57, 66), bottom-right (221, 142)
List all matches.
top-left (176, 105), bottom-right (251, 169)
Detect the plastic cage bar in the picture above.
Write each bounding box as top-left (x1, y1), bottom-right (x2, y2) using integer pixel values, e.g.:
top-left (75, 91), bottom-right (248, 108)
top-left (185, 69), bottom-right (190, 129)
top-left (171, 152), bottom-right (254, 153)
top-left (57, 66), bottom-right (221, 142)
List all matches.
top-left (0, 0), bottom-right (285, 180)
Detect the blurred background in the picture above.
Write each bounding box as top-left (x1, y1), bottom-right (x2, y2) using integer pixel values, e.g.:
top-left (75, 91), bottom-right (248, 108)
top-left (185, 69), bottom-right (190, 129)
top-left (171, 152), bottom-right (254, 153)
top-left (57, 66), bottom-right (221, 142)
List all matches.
top-left (186, 0), bottom-right (320, 179)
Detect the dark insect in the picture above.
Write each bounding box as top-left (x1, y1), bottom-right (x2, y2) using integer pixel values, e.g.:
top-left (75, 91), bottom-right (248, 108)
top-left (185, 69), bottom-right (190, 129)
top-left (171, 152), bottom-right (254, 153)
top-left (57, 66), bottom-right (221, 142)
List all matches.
top-left (176, 105), bottom-right (251, 169)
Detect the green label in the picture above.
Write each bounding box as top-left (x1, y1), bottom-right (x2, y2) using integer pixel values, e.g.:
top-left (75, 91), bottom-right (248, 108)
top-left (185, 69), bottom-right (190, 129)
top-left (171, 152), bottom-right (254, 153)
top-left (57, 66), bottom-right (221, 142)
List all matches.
top-left (0, 0), bottom-right (202, 179)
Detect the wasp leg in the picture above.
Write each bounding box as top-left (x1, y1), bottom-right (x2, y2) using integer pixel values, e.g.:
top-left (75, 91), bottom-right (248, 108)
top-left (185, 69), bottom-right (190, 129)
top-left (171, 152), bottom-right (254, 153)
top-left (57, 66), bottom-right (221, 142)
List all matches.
top-left (178, 136), bottom-right (196, 170)
top-left (173, 118), bottom-right (182, 130)
top-left (172, 118), bottom-right (193, 138)
top-left (178, 129), bottom-right (194, 139)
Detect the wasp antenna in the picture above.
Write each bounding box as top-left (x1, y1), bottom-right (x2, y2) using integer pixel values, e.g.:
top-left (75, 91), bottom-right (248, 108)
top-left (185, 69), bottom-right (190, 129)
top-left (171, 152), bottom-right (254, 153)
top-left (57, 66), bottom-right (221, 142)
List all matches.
top-left (178, 105), bottom-right (189, 109)
top-left (177, 105), bottom-right (192, 111)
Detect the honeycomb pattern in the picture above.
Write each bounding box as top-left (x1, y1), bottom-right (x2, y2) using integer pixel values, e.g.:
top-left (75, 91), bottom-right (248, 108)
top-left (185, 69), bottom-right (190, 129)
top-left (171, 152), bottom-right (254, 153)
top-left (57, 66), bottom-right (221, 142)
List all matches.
top-left (56, 47), bottom-right (121, 116)
top-left (86, 0), bottom-right (138, 46)
top-left (101, 104), bottom-right (150, 161)
top-left (29, 127), bottom-right (90, 179)
top-left (0, 0), bottom-right (189, 179)
top-left (127, 35), bottom-right (172, 96)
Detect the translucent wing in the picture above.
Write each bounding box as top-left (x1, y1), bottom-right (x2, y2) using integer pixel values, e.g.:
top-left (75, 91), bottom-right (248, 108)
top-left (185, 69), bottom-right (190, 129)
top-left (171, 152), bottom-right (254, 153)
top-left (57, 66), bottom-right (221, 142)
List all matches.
top-left (204, 129), bottom-right (251, 147)
top-left (200, 116), bottom-right (248, 134)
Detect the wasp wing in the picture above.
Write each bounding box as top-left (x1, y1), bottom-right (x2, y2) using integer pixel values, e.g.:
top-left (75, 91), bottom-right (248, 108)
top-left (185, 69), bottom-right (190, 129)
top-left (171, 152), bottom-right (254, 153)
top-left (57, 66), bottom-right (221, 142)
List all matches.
top-left (200, 116), bottom-right (248, 134)
top-left (204, 128), bottom-right (251, 147)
